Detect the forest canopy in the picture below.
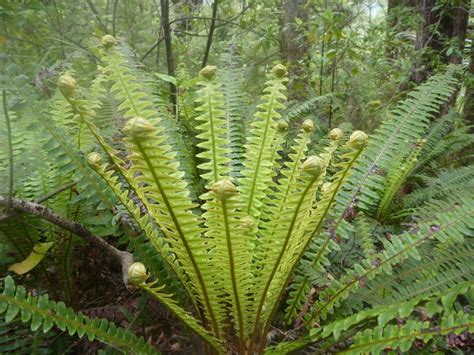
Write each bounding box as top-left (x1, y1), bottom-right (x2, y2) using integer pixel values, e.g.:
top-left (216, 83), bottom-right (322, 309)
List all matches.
top-left (0, 0), bottom-right (473, 353)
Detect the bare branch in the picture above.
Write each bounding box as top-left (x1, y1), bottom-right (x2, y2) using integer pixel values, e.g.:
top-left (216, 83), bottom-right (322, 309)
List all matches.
top-left (0, 196), bottom-right (134, 286)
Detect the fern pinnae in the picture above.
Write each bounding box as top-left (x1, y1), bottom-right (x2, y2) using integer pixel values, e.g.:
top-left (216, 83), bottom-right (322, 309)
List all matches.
top-left (376, 139), bottom-right (424, 221)
top-left (96, 40), bottom-right (223, 335)
top-left (252, 153), bottom-right (328, 347)
top-left (206, 184), bottom-right (251, 341)
top-left (0, 276), bottom-right (156, 354)
top-left (260, 131), bottom-right (349, 328)
top-left (194, 66), bottom-right (254, 339)
top-left (254, 121), bottom-right (317, 287)
top-left (238, 64), bottom-right (288, 220)
top-left (195, 65), bottom-right (230, 183)
top-left (96, 40), bottom-right (220, 334)
top-left (219, 47), bottom-right (247, 176)
top-left (87, 158), bottom-right (192, 291)
top-left (304, 199), bottom-right (474, 328)
top-left (340, 66), bottom-right (461, 215)
top-left (256, 120), bottom-right (313, 266)
top-left (345, 313), bottom-right (474, 354)
top-left (280, 131), bottom-right (367, 326)
top-left (62, 87), bottom-right (197, 303)
top-left (123, 121), bottom-right (221, 335)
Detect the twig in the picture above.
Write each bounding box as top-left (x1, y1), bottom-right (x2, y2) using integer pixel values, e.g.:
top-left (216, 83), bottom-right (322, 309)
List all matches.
top-left (2, 91), bottom-right (13, 213)
top-left (86, 0), bottom-right (109, 33)
top-left (169, 15), bottom-right (265, 37)
top-left (0, 196), bottom-right (134, 286)
top-left (141, 36), bottom-right (165, 61)
top-left (36, 180), bottom-right (78, 204)
top-left (0, 180), bottom-right (79, 224)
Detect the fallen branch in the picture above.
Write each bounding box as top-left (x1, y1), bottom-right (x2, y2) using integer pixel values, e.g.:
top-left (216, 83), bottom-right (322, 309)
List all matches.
top-left (0, 196), bottom-right (134, 286)
top-left (0, 180), bottom-right (78, 224)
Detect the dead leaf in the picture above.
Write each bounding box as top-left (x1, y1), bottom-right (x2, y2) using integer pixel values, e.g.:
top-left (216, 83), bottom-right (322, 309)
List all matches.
top-left (8, 242), bottom-right (54, 275)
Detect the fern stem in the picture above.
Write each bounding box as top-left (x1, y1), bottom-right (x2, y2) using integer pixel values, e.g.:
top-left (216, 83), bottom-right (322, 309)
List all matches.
top-left (265, 148), bottom-right (363, 338)
top-left (251, 173), bottom-right (320, 352)
top-left (221, 198), bottom-right (245, 350)
top-left (207, 92), bottom-right (220, 183)
top-left (134, 140), bottom-right (220, 337)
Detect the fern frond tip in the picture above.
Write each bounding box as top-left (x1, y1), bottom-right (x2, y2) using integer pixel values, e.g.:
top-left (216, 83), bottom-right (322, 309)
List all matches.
top-left (200, 65), bottom-right (218, 79)
top-left (87, 152), bottom-right (103, 169)
top-left (329, 128), bottom-right (343, 141)
top-left (57, 73), bottom-right (77, 98)
top-left (123, 117), bottom-right (156, 138)
top-left (211, 179), bottom-right (238, 200)
top-left (277, 120), bottom-right (289, 132)
top-left (271, 64), bottom-right (288, 78)
top-left (128, 262), bottom-right (149, 286)
top-left (347, 130), bottom-right (369, 149)
top-left (102, 35), bottom-right (117, 49)
top-left (302, 119), bottom-right (315, 133)
top-left (302, 155), bottom-right (326, 176)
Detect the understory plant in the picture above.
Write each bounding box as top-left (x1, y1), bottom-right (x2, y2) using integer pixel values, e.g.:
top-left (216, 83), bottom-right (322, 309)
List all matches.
top-left (1, 36), bottom-right (473, 354)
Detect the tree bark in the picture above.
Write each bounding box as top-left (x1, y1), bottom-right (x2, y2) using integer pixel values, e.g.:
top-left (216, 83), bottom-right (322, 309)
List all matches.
top-left (414, 0), bottom-right (470, 83)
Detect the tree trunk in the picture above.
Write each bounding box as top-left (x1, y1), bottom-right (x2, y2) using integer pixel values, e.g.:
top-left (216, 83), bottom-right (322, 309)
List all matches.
top-left (160, 0), bottom-right (177, 113)
top-left (414, 0), bottom-right (470, 83)
top-left (280, 0), bottom-right (309, 97)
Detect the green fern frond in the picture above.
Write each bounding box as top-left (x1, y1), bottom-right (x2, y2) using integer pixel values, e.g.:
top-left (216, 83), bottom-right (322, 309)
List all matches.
top-left (303, 193), bottom-right (474, 327)
top-left (194, 66), bottom-right (230, 183)
top-left (273, 282), bottom-right (473, 353)
top-left (254, 122), bottom-right (326, 327)
top-left (347, 312), bottom-right (473, 354)
top-left (89, 162), bottom-right (191, 299)
top-left (200, 181), bottom-right (253, 339)
top-left (0, 319), bottom-right (57, 353)
top-left (339, 66), bottom-right (461, 215)
top-left (0, 276), bottom-right (156, 354)
top-left (353, 240), bottom-right (474, 306)
top-left (404, 165), bottom-right (474, 207)
top-left (376, 139), bottom-right (424, 220)
top-left (238, 65), bottom-right (288, 220)
top-left (218, 48), bottom-right (248, 177)
top-left (283, 132), bottom-right (367, 326)
top-left (354, 214), bottom-right (377, 262)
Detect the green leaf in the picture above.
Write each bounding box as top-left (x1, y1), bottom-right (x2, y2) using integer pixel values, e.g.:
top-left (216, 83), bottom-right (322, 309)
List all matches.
top-left (154, 73), bottom-right (177, 85)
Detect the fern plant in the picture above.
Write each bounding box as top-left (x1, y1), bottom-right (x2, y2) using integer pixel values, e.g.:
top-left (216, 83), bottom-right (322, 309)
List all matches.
top-left (1, 36), bottom-right (473, 354)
